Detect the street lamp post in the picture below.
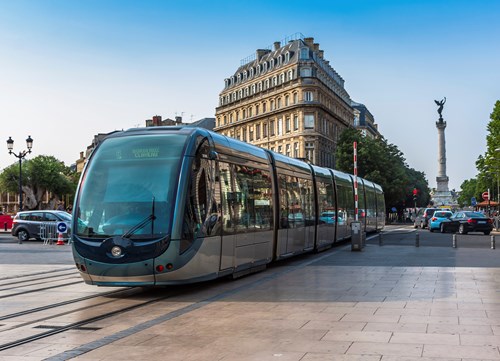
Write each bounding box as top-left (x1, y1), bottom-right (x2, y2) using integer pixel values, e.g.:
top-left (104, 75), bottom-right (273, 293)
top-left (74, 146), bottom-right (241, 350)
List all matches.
top-left (6, 136), bottom-right (33, 212)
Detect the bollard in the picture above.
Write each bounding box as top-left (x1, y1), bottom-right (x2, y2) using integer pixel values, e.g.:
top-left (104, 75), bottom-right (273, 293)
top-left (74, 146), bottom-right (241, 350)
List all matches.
top-left (415, 232), bottom-right (420, 247)
top-left (378, 233), bottom-right (383, 246)
top-left (491, 235), bottom-right (496, 250)
top-left (452, 234), bottom-right (457, 248)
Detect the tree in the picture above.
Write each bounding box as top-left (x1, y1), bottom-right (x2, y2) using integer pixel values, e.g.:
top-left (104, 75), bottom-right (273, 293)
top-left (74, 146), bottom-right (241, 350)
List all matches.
top-left (0, 155), bottom-right (78, 210)
top-left (457, 178), bottom-right (479, 207)
top-left (335, 128), bottom-right (429, 213)
top-left (475, 101), bottom-right (500, 203)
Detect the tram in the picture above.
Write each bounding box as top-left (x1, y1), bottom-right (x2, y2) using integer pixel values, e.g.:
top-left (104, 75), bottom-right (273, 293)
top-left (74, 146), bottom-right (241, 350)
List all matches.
top-left (71, 126), bottom-right (385, 286)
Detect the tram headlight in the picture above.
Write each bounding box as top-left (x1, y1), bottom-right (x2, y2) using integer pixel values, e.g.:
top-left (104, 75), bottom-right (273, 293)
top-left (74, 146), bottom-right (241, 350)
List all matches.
top-left (111, 246), bottom-right (122, 257)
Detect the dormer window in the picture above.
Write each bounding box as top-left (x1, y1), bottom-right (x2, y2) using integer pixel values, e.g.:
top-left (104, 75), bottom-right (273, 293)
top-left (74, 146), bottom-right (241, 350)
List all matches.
top-left (285, 52), bottom-right (290, 63)
top-left (250, 68), bottom-right (254, 77)
top-left (300, 47), bottom-right (309, 60)
top-left (237, 74), bottom-right (241, 83)
top-left (224, 79), bottom-right (229, 88)
top-left (270, 58), bottom-right (275, 69)
top-left (263, 62), bottom-right (268, 72)
top-left (243, 71), bottom-right (247, 81)
top-left (277, 55), bottom-right (282, 65)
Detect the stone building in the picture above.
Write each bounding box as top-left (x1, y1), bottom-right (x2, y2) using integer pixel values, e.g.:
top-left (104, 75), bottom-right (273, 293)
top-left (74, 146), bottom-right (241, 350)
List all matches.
top-left (351, 101), bottom-right (380, 139)
top-left (214, 34), bottom-right (354, 168)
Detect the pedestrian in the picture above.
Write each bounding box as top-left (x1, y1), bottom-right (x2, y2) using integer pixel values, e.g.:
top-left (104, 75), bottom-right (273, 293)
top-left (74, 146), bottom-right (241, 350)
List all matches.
top-left (57, 201), bottom-right (65, 211)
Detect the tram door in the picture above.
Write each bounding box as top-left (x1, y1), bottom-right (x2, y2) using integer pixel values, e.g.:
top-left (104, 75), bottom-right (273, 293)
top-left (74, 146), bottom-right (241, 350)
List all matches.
top-left (219, 162), bottom-right (274, 271)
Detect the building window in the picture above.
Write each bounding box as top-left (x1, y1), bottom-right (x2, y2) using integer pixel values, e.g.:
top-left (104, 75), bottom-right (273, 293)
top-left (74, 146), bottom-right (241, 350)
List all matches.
top-left (280, 73), bottom-right (285, 84)
top-left (300, 67), bottom-right (312, 77)
top-left (277, 98), bottom-right (282, 108)
top-left (288, 70), bottom-right (294, 80)
top-left (272, 76), bottom-right (277, 86)
top-left (293, 93), bottom-right (298, 104)
top-left (304, 91), bottom-right (313, 102)
top-left (270, 100), bottom-right (275, 111)
top-left (248, 107), bottom-right (252, 117)
top-left (293, 115), bottom-right (299, 130)
top-left (256, 124), bottom-right (261, 139)
top-left (256, 104), bottom-right (260, 115)
top-left (263, 123), bottom-right (268, 138)
top-left (278, 145), bottom-right (282, 154)
top-left (230, 114), bottom-right (234, 123)
top-left (242, 128), bottom-right (247, 142)
top-left (224, 115), bottom-right (227, 125)
top-left (300, 48), bottom-right (309, 59)
top-left (270, 120), bottom-right (275, 136)
top-left (285, 95), bottom-right (289, 106)
top-left (294, 142), bottom-right (299, 157)
top-left (286, 144), bottom-right (291, 157)
top-left (285, 117), bottom-right (291, 133)
top-left (249, 127), bottom-right (254, 141)
top-left (285, 52), bottom-right (290, 63)
top-left (243, 109), bottom-right (246, 119)
top-left (278, 118), bottom-right (283, 135)
top-left (305, 142), bottom-right (315, 162)
top-left (304, 114), bottom-right (315, 129)
top-left (263, 102), bottom-right (267, 112)
top-left (270, 58), bottom-right (274, 69)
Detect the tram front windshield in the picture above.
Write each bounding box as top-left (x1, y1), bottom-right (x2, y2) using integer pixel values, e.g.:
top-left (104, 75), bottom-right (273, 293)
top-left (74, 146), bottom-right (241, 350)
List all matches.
top-left (75, 134), bottom-right (187, 240)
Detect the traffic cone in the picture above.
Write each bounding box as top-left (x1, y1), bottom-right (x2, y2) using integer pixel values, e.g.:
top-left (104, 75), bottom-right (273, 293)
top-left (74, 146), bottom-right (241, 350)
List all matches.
top-left (56, 232), bottom-right (65, 245)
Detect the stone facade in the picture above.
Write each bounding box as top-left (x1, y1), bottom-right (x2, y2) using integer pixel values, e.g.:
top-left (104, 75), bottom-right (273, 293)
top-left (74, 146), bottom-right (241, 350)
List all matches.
top-left (214, 35), bottom-right (354, 169)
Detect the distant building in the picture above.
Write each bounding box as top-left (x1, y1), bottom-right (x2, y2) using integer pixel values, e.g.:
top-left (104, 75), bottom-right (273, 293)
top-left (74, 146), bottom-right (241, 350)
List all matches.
top-left (214, 34), bottom-right (354, 169)
top-left (351, 101), bottom-right (380, 139)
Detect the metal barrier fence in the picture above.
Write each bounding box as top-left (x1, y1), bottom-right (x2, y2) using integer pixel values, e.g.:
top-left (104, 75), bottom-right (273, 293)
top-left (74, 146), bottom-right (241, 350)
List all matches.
top-left (39, 222), bottom-right (71, 245)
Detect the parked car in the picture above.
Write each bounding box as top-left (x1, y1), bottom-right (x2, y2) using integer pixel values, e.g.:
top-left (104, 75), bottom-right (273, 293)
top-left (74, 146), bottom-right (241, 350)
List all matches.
top-left (440, 211), bottom-right (493, 235)
top-left (11, 210), bottom-right (72, 242)
top-left (413, 208), bottom-right (439, 229)
top-left (428, 210), bottom-right (453, 232)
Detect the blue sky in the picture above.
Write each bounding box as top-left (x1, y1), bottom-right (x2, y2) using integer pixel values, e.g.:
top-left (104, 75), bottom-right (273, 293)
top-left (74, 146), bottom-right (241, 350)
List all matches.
top-left (1, 0), bottom-right (499, 192)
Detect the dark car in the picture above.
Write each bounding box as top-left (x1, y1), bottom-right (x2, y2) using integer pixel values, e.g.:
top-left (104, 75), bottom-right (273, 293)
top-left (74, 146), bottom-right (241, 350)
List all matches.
top-left (440, 211), bottom-right (493, 235)
top-left (11, 210), bottom-right (72, 242)
top-left (413, 208), bottom-right (440, 229)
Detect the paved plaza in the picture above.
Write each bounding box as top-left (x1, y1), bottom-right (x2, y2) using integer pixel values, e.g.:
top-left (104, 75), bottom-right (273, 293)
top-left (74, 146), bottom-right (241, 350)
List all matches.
top-left (2, 228), bottom-right (500, 360)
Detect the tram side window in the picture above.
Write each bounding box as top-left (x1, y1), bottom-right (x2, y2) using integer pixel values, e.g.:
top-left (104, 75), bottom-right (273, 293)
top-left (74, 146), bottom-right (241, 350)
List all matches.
top-left (281, 175), bottom-right (303, 229)
top-left (233, 165), bottom-right (253, 233)
top-left (358, 185), bottom-right (366, 219)
top-left (219, 162), bottom-right (235, 234)
top-left (318, 180), bottom-right (335, 224)
top-left (181, 140), bottom-right (218, 253)
top-left (299, 177), bottom-right (314, 226)
top-left (278, 174), bottom-right (289, 228)
top-left (252, 168), bottom-right (273, 231)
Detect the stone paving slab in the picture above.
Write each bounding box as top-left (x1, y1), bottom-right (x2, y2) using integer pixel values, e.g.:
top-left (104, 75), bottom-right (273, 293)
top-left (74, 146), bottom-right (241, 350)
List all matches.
top-left (2, 229), bottom-right (500, 360)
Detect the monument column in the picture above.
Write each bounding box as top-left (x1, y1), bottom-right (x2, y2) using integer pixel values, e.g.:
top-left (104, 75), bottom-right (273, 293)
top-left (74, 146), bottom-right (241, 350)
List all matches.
top-left (436, 119), bottom-right (449, 192)
top-left (432, 97), bottom-right (454, 207)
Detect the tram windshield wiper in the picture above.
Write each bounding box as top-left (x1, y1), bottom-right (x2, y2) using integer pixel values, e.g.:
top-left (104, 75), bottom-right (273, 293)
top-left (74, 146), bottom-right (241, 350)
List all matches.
top-left (122, 197), bottom-right (156, 238)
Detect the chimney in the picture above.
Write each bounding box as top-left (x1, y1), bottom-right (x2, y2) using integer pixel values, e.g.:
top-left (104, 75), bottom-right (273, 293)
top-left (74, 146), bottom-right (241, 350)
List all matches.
top-left (256, 49), bottom-right (270, 60)
top-left (274, 41), bottom-right (281, 50)
top-left (318, 50), bottom-right (324, 59)
top-left (304, 37), bottom-right (314, 47)
top-left (152, 115), bottom-right (162, 126)
top-left (313, 43), bottom-right (320, 51)
top-left (175, 116), bottom-right (182, 124)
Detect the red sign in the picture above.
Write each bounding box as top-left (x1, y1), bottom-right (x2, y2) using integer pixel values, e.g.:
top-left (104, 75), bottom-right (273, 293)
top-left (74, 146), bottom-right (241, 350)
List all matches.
top-left (482, 191), bottom-right (490, 200)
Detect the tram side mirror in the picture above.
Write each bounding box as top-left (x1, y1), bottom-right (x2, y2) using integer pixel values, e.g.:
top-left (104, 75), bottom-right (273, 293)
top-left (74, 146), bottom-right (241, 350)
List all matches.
top-left (208, 150), bottom-right (218, 160)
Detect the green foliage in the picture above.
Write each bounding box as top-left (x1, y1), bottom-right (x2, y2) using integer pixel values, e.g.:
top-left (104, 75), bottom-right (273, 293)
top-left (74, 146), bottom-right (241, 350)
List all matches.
top-left (457, 178), bottom-right (479, 207)
top-left (335, 128), bottom-right (429, 211)
top-left (0, 155), bottom-right (79, 210)
top-left (473, 100), bottom-right (500, 203)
